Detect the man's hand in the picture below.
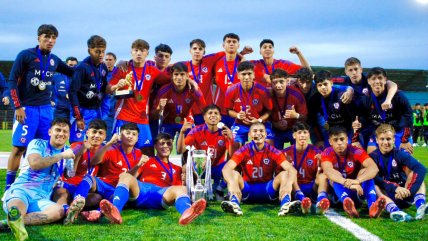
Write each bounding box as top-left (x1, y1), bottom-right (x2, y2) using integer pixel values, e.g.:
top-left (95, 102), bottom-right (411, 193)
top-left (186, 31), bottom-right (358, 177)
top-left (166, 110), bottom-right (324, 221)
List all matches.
top-left (15, 108), bottom-right (26, 124)
top-left (221, 126), bottom-right (233, 140)
top-left (2, 97), bottom-right (10, 106)
top-left (61, 149), bottom-right (75, 160)
top-left (349, 184), bottom-right (364, 196)
top-left (76, 119), bottom-right (85, 130)
top-left (115, 78), bottom-right (132, 90)
top-left (395, 186), bottom-right (411, 200)
top-left (399, 142), bottom-right (413, 154)
top-left (289, 46), bottom-right (301, 55)
top-left (352, 116), bottom-right (361, 132)
top-left (83, 141), bottom-right (92, 151)
top-left (285, 105), bottom-right (299, 119)
top-left (159, 98), bottom-right (167, 110)
top-left (180, 119), bottom-right (193, 133)
top-left (381, 99), bottom-right (392, 111)
top-left (108, 133), bottom-right (120, 146)
top-left (340, 88), bottom-right (354, 104)
top-left (240, 46), bottom-right (253, 56)
top-left (138, 155), bottom-right (150, 167)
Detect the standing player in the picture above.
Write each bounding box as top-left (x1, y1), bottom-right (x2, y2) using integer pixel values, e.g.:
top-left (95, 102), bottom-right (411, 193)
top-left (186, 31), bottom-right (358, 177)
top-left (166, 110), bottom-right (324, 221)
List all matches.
top-left (225, 61), bottom-right (273, 152)
top-left (96, 133), bottom-right (207, 225)
top-left (5, 24), bottom-right (74, 193)
top-left (221, 123), bottom-right (299, 216)
top-left (69, 35), bottom-right (108, 143)
top-left (2, 118), bottom-right (75, 241)
top-left (282, 122), bottom-right (330, 214)
top-left (424, 103), bottom-right (428, 147)
top-left (413, 103), bottom-right (424, 146)
top-left (321, 126), bottom-right (386, 218)
top-left (102, 52), bottom-right (117, 141)
top-left (52, 57), bottom-right (78, 119)
top-left (370, 124), bottom-right (427, 221)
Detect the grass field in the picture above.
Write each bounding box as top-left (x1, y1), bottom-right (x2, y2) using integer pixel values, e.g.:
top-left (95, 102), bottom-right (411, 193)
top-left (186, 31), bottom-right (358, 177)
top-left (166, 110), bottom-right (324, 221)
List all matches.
top-left (0, 131), bottom-right (427, 240)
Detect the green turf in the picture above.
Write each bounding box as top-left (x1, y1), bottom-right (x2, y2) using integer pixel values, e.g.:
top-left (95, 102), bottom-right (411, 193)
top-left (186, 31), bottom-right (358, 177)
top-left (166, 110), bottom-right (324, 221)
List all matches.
top-left (0, 130), bottom-right (11, 152)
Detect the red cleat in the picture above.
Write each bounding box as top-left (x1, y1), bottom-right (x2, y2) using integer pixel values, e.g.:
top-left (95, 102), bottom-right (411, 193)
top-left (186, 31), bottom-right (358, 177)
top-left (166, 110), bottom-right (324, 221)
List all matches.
top-left (179, 199), bottom-right (207, 225)
top-left (343, 197), bottom-right (359, 218)
top-left (369, 196), bottom-right (386, 218)
top-left (301, 197), bottom-right (312, 214)
top-left (100, 199), bottom-right (122, 224)
top-left (316, 198), bottom-right (330, 214)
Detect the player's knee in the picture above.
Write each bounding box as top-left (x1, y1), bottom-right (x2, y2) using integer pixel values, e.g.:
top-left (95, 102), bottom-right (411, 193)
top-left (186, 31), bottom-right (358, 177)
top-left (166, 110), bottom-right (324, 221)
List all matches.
top-left (119, 172), bottom-right (133, 182)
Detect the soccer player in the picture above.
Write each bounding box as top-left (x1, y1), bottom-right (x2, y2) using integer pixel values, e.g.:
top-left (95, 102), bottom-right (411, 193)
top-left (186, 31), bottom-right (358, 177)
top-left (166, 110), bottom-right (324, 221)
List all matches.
top-left (320, 126), bottom-right (386, 218)
top-left (2, 118), bottom-right (75, 241)
top-left (64, 123), bottom-right (142, 225)
top-left (0, 71), bottom-right (7, 104)
top-left (95, 133), bottom-right (207, 225)
top-left (221, 123), bottom-right (300, 216)
top-left (5, 24), bottom-right (74, 193)
top-left (424, 103), bottom-right (428, 147)
top-left (152, 62), bottom-right (207, 142)
top-left (355, 67), bottom-right (413, 154)
top-left (177, 104), bottom-right (234, 198)
top-left (413, 103), bottom-right (424, 146)
top-left (225, 61), bottom-right (273, 152)
top-left (102, 52), bottom-right (117, 141)
top-left (270, 68), bottom-right (307, 149)
top-left (282, 122), bottom-right (330, 214)
top-left (370, 124), bottom-right (427, 221)
top-left (107, 39), bottom-right (169, 156)
top-left (69, 35), bottom-right (108, 143)
top-left (52, 57), bottom-right (78, 119)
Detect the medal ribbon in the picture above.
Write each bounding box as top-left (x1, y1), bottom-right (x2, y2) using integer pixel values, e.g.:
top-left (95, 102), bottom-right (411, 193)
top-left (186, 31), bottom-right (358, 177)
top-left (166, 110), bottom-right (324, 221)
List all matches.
top-left (293, 145), bottom-right (310, 172)
top-left (261, 59), bottom-right (276, 75)
top-left (155, 156), bottom-right (173, 183)
top-left (239, 84), bottom-right (254, 112)
top-left (377, 149), bottom-right (393, 180)
top-left (132, 62), bottom-right (147, 92)
top-left (119, 146), bottom-right (136, 170)
top-left (321, 88), bottom-right (334, 123)
top-left (371, 92), bottom-right (387, 122)
top-left (190, 61), bottom-right (202, 84)
top-left (273, 89), bottom-right (290, 118)
top-left (86, 150), bottom-right (94, 174)
top-left (37, 47), bottom-right (52, 82)
top-left (48, 143), bottom-right (65, 177)
top-left (223, 56), bottom-right (239, 83)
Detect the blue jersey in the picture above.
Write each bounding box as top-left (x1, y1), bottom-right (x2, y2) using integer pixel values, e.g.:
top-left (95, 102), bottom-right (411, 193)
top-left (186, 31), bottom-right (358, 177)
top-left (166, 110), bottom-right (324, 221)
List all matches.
top-left (7, 46), bottom-right (73, 109)
top-left (370, 149), bottom-right (426, 196)
top-left (52, 73), bottom-right (71, 111)
top-left (101, 67), bottom-right (117, 118)
top-left (332, 73), bottom-right (369, 98)
top-left (0, 71), bottom-right (6, 98)
top-left (69, 56), bottom-right (108, 119)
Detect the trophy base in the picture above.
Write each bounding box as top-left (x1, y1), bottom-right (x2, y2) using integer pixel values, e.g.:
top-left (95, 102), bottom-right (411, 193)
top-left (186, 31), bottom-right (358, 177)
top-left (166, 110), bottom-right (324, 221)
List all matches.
top-left (114, 90), bottom-right (134, 99)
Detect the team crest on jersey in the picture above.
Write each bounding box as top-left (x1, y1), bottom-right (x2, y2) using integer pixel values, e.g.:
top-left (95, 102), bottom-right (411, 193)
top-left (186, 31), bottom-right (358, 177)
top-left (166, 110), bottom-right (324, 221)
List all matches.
top-left (145, 74), bottom-right (151, 80)
top-left (76, 133), bottom-right (82, 138)
top-left (392, 159), bottom-right (397, 167)
top-left (86, 91), bottom-right (95, 99)
top-left (202, 67), bottom-right (208, 73)
top-left (334, 102), bottom-right (340, 109)
top-left (362, 88), bottom-right (369, 95)
top-left (252, 99), bottom-right (259, 105)
top-left (307, 159), bottom-right (313, 166)
top-left (347, 161), bottom-right (354, 168)
top-left (218, 140), bottom-right (225, 146)
top-left (263, 158), bottom-right (270, 165)
top-left (20, 137), bottom-right (26, 144)
top-left (50, 59), bottom-right (55, 66)
top-left (185, 98), bottom-right (191, 104)
top-left (30, 77), bottom-right (40, 86)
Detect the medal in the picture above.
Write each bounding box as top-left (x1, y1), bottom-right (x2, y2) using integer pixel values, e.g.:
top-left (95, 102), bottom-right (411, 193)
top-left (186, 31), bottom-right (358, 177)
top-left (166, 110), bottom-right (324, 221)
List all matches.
top-left (324, 122), bottom-right (330, 130)
top-left (66, 94), bottom-right (69, 99)
top-left (175, 116), bottom-right (182, 123)
top-left (136, 94), bottom-right (143, 102)
top-left (38, 81), bottom-right (46, 91)
top-left (280, 119), bottom-right (288, 128)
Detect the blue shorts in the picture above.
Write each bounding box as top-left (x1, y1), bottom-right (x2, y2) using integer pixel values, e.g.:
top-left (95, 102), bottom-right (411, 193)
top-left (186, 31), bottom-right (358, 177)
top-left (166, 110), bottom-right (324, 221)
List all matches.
top-left (70, 108), bottom-right (102, 143)
top-left (299, 181), bottom-right (317, 201)
top-left (222, 115), bottom-right (234, 129)
top-left (131, 182), bottom-right (168, 210)
top-left (368, 130), bottom-right (413, 149)
top-left (272, 128), bottom-right (294, 150)
top-left (114, 119), bottom-right (153, 148)
top-left (2, 187), bottom-right (56, 214)
top-left (104, 115), bottom-right (115, 142)
top-left (231, 123), bottom-right (274, 144)
top-left (94, 177), bottom-right (115, 200)
top-left (12, 105), bottom-right (53, 147)
top-left (160, 123), bottom-right (182, 140)
top-left (193, 114), bottom-right (204, 126)
top-left (241, 181), bottom-right (278, 203)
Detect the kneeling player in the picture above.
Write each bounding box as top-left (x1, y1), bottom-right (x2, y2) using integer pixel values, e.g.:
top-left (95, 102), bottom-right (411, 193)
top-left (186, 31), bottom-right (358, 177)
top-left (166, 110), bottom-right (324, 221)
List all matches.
top-left (99, 133), bottom-right (206, 225)
top-left (321, 126), bottom-right (386, 218)
top-left (221, 123), bottom-right (299, 216)
top-left (370, 124), bottom-right (427, 222)
top-left (282, 122), bottom-right (330, 214)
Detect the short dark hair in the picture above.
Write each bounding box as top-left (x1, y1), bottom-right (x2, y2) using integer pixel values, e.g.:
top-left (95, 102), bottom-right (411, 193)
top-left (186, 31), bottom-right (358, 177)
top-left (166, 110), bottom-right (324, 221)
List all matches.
top-left (131, 39), bottom-right (149, 51)
top-left (120, 123), bottom-right (139, 133)
top-left (314, 70), bottom-right (332, 84)
top-left (106, 52), bottom-right (117, 60)
top-left (51, 118), bottom-right (71, 129)
top-left (425, 103), bottom-right (428, 107)
top-left (344, 57), bottom-right (361, 67)
top-left (87, 35), bottom-right (106, 48)
top-left (237, 61), bottom-right (254, 72)
top-left (292, 122), bottom-right (309, 132)
top-left (415, 103), bottom-right (421, 106)
top-left (223, 33), bottom-right (240, 42)
top-left (202, 104), bottom-right (221, 115)
top-left (154, 133), bottom-right (173, 144)
top-left (297, 67), bottom-right (313, 82)
top-left (65, 56), bottom-right (78, 63)
top-left (328, 125), bottom-right (347, 137)
top-left (367, 67), bottom-right (387, 79)
top-left (171, 62), bottom-right (188, 73)
top-left (88, 119), bottom-right (107, 131)
top-left (270, 68), bottom-right (288, 80)
top-left (189, 39), bottom-right (206, 49)
top-left (260, 39), bottom-right (274, 48)
top-left (155, 44), bottom-right (173, 55)
top-left (37, 24), bottom-right (58, 37)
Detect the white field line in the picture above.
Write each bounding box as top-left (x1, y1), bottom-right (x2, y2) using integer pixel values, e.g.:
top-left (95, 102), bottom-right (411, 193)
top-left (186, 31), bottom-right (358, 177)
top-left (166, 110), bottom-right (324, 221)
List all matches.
top-left (324, 209), bottom-right (382, 241)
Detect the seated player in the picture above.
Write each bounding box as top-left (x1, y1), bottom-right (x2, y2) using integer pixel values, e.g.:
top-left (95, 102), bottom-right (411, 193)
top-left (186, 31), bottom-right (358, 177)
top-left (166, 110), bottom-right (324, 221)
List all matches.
top-left (282, 122), bottom-right (330, 214)
top-left (2, 118), bottom-right (75, 241)
top-left (320, 126), bottom-right (386, 218)
top-left (97, 133), bottom-right (206, 225)
top-left (177, 104), bottom-right (234, 199)
top-left (64, 123), bottom-right (142, 225)
top-left (221, 123), bottom-right (299, 216)
top-left (370, 124), bottom-right (427, 222)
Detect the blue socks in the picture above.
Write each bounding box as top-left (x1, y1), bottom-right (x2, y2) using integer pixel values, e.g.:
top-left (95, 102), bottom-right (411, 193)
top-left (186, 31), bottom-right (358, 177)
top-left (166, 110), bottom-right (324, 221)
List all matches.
top-left (112, 183), bottom-right (130, 212)
top-left (361, 180), bottom-right (377, 208)
top-left (230, 195), bottom-right (240, 205)
top-left (175, 195), bottom-right (192, 215)
top-left (280, 194), bottom-right (291, 206)
top-left (414, 193), bottom-right (426, 209)
top-left (332, 182), bottom-right (349, 202)
top-left (386, 202), bottom-right (400, 213)
top-left (294, 190), bottom-right (305, 201)
top-left (74, 175), bottom-right (93, 199)
top-left (5, 170), bottom-right (17, 191)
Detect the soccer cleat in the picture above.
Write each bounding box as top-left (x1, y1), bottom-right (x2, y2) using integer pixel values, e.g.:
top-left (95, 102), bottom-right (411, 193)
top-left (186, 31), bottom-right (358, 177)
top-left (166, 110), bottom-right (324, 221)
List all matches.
top-left (316, 198), bottom-right (330, 214)
top-left (422, 143), bottom-right (427, 147)
top-left (415, 203), bottom-right (428, 220)
top-left (369, 196), bottom-right (386, 218)
top-left (80, 210), bottom-right (102, 222)
top-left (301, 197), bottom-right (312, 214)
top-left (100, 199), bottom-right (122, 224)
top-left (343, 197), bottom-right (359, 218)
top-left (221, 201), bottom-right (243, 216)
top-left (64, 197), bottom-right (85, 225)
top-left (412, 143), bottom-right (418, 147)
top-left (390, 210), bottom-right (414, 222)
top-left (7, 206), bottom-right (28, 241)
top-left (278, 200), bottom-right (302, 216)
top-left (179, 199), bottom-right (207, 225)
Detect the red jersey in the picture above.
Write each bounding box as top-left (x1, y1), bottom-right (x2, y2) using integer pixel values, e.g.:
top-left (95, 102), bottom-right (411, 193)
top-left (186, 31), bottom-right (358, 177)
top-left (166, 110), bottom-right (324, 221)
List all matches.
top-left (153, 84), bottom-right (206, 124)
top-left (252, 59), bottom-right (301, 88)
top-left (62, 142), bottom-right (99, 185)
top-left (282, 144), bottom-right (321, 184)
top-left (214, 56), bottom-right (242, 115)
top-left (321, 145), bottom-right (369, 179)
top-left (224, 82), bottom-right (272, 125)
top-left (271, 85), bottom-right (307, 129)
top-left (184, 124), bottom-right (231, 167)
top-left (96, 144), bottom-right (142, 186)
top-left (138, 157), bottom-right (182, 187)
top-left (109, 61), bottom-right (169, 124)
top-left (186, 52), bottom-right (225, 115)
top-left (231, 142), bottom-right (286, 183)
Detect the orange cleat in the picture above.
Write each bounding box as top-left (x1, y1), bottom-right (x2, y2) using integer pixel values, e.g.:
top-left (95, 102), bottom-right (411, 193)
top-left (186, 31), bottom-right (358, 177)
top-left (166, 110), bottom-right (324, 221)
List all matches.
top-left (343, 197), bottom-right (359, 218)
top-left (100, 199), bottom-right (122, 224)
top-left (179, 199), bottom-right (207, 225)
top-left (369, 196), bottom-right (386, 218)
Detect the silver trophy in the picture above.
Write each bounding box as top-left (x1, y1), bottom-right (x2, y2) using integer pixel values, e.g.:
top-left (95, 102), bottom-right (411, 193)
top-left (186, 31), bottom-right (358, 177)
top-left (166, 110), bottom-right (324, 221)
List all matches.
top-left (185, 146), bottom-right (213, 202)
top-left (114, 72), bottom-right (134, 99)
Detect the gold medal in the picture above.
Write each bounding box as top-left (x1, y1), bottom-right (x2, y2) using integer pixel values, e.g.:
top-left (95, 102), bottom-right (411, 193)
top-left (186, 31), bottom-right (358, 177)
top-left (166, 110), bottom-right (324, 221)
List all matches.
top-left (136, 94), bottom-right (143, 102)
top-left (175, 116), bottom-right (182, 124)
top-left (38, 81), bottom-right (46, 91)
top-left (324, 122), bottom-right (330, 130)
top-left (280, 119), bottom-right (288, 128)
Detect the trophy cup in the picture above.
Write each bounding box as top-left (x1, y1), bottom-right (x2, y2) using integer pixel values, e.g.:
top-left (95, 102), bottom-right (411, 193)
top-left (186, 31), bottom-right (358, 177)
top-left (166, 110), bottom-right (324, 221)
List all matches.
top-left (114, 72), bottom-right (134, 99)
top-left (185, 147), bottom-right (213, 202)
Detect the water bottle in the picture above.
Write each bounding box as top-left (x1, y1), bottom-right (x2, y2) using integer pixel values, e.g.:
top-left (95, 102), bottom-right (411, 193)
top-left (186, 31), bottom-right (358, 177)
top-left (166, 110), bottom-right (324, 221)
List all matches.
top-left (65, 159), bottom-right (75, 177)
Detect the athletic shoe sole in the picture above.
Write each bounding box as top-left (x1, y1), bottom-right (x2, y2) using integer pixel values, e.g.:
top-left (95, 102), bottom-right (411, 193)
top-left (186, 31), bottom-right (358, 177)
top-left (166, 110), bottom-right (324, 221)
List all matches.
top-left (7, 206), bottom-right (28, 241)
top-left (343, 198), bottom-right (359, 218)
top-left (221, 201), bottom-right (243, 215)
top-left (64, 197), bottom-right (85, 225)
top-left (100, 199), bottom-right (122, 224)
top-left (317, 198), bottom-right (330, 214)
top-left (369, 197), bottom-right (386, 218)
top-left (301, 197), bottom-right (312, 214)
top-left (179, 199), bottom-right (207, 225)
